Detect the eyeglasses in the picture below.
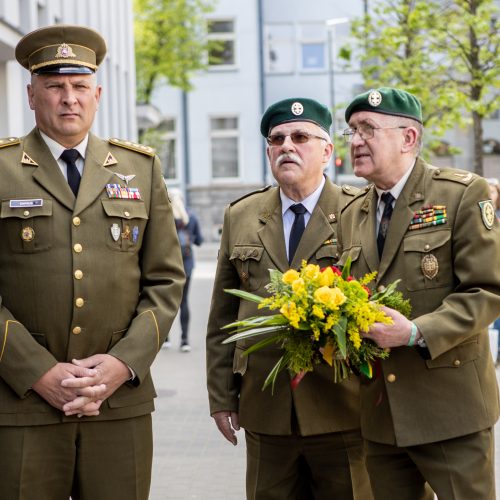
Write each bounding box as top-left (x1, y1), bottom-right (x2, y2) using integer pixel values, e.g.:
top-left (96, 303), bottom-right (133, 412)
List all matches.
top-left (342, 124), bottom-right (407, 143)
top-left (266, 131), bottom-right (327, 146)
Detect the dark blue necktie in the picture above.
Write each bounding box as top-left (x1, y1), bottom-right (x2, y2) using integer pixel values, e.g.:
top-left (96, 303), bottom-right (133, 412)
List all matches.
top-left (60, 149), bottom-right (81, 196)
top-left (288, 203), bottom-right (307, 264)
top-left (377, 192), bottom-right (395, 258)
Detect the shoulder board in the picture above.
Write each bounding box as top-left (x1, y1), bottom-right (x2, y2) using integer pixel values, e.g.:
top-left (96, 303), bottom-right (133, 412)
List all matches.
top-left (230, 185), bottom-right (272, 206)
top-left (341, 184), bottom-right (360, 196)
top-left (108, 138), bottom-right (155, 157)
top-left (432, 167), bottom-right (476, 185)
top-left (0, 137), bottom-right (20, 149)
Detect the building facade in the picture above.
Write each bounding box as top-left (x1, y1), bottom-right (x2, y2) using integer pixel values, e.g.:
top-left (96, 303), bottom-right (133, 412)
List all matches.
top-left (150, 0), bottom-right (500, 240)
top-left (0, 0), bottom-right (136, 140)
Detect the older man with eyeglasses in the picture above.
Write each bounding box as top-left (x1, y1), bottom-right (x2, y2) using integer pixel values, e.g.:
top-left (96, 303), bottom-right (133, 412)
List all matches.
top-left (206, 97), bottom-right (373, 500)
top-left (338, 87), bottom-right (500, 499)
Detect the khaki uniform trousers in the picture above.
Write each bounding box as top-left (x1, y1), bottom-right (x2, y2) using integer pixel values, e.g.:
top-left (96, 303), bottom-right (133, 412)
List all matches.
top-left (365, 428), bottom-right (495, 500)
top-left (245, 428), bottom-right (372, 500)
top-left (0, 415), bottom-right (152, 500)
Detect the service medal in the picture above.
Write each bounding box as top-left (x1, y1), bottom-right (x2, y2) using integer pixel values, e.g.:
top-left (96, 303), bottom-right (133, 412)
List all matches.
top-left (421, 254), bottom-right (439, 280)
top-left (21, 226), bottom-right (35, 242)
top-left (110, 223), bottom-right (120, 241)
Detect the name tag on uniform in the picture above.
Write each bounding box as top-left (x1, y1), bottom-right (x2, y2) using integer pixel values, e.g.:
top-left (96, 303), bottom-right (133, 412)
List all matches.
top-left (9, 199), bottom-right (43, 208)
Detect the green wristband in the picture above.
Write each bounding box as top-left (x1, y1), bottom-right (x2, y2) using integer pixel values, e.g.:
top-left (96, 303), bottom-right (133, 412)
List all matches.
top-left (407, 322), bottom-right (418, 346)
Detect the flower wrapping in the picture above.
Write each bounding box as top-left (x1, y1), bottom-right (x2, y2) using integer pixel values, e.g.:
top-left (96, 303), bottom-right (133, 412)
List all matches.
top-left (222, 258), bottom-right (411, 393)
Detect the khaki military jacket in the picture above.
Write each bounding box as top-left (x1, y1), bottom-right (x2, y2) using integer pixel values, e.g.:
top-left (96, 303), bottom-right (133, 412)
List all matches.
top-left (206, 178), bottom-right (361, 436)
top-left (0, 129), bottom-right (185, 425)
top-left (338, 158), bottom-right (500, 447)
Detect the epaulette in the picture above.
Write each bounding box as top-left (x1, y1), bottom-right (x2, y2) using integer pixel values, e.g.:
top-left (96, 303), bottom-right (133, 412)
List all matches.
top-left (0, 137), bottom-right (20, 149)
top-left (432, 167), bottom-right (476, 185)
top-left (341, 184), bottom-right (360, 196)
top-left (109, 138), bottom-right (155, 157)
top-left (230, 185), bottom-right (272, 206)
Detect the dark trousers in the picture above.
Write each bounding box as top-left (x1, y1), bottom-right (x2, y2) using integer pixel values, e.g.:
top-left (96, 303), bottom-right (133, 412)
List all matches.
top-left (0, 415), bottom-right (153, 500)
top-left (180, 274), bottom-right (191, 344)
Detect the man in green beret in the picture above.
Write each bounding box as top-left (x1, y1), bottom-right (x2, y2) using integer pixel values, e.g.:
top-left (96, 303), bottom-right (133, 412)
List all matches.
top-left (338, 86), bottom-right (500, 499)
top-left (0, 24), bottom-right (185, 499)
top-left (206, 97), bottom-right (373, 499)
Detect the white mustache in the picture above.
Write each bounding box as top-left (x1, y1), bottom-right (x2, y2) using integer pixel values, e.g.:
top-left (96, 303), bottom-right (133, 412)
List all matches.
top-left (276, 153), bottom-right (303, 167)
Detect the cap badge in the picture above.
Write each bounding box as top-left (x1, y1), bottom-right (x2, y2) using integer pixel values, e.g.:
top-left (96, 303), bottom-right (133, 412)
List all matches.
top-left (55, 43), bottom-right (77, 59)
top-left (368, 90), bottom-right (382, 107)
top-left (291, 102), bottom-right (304, 116)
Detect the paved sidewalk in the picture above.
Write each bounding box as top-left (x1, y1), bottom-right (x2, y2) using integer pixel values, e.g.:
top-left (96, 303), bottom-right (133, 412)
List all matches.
top-left (149, 244), bottom-right (500, 499)
top-left (150, 245), bottom-right (246, 500)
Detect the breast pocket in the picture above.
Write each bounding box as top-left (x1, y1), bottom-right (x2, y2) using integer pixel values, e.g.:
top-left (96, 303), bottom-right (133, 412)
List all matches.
top-left (229, 245), bottom-right (265, 292)
top-left (315, 242), bottom-right (340, 266)
top-left (338, 246), bottom-right (362, 267)
top-left (403, 229), bottom-right (452, 291)
top-left (101, 199), bottom-right (149, 252)
top-left (0, 200), bottom-right (53, 253)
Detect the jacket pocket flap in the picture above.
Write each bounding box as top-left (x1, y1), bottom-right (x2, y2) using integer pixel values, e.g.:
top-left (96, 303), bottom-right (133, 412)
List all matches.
top-left (338, 246), bottom-right (362, 266)
top-left (101, 199), bottom-right (148, 219)
top-left (230, 245), bottom-right (264, 262)
top-left (316, 244), bottom-right (339, 260)
top-left (426, 338), bottom-right (479, 368)
top-left (1, 200), bottom-right (52, 219)
top-left (404, 229), bottom-right (451, 253)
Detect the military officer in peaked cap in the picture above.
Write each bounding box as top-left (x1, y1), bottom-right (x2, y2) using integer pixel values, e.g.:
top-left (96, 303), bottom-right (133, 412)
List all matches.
top-left (338, 87), bottom-right (500, 499)
top-left (0, 24), bottom-right (185, 499)
top-left (206, 97), bottom-right (373, 499)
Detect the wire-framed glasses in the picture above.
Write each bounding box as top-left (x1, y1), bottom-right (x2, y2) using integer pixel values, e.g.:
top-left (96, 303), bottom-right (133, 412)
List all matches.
top-left (342, 124), bottom-right (407, 143)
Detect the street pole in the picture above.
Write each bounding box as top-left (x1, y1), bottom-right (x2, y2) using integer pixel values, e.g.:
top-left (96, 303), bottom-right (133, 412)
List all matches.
top-left (325, 18), bottom-right (349, 185)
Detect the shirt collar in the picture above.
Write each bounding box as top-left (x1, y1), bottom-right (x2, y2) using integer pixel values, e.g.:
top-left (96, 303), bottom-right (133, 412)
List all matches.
top-left (375, 159), bottom-right (416, 204)
top-left (39, 130), bottom-right (88, 161)
top-left (280, 175), bottom-right (326, 216)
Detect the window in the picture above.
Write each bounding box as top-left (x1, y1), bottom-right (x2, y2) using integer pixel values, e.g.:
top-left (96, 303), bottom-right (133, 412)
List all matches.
top-left (207, 19), bottom-right (236, 68)
top-left (264, 24), bottom-right (295, 74)
top-left (210, 117), bottom-right (239, 179)
top-left (159, 119), bottom-right (177, 180)
top-left (299, 24), bottom-right (327, 72)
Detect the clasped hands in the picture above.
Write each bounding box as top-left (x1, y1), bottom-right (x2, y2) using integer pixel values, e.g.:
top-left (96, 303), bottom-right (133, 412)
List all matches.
top-left (32, 354), bottom-right (131, 418)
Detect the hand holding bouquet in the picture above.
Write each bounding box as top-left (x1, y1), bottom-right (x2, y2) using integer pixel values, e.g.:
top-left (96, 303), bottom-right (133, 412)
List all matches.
top-left (222, 258), bottom-right (410, 392)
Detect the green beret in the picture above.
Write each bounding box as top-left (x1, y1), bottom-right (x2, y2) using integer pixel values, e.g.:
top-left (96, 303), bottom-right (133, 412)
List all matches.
top-left (345, 87), bottom-right (422, 124)
top-left (260, 98), bottom-right (332, 137)
top-left (15, 24), bottom-right (106, 74)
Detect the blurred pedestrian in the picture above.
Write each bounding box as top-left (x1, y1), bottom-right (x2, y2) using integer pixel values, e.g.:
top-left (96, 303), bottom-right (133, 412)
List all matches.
top-left (0, 24), bottom-right (184, 499)
top-left (167, 188), bottom-right (203, 352)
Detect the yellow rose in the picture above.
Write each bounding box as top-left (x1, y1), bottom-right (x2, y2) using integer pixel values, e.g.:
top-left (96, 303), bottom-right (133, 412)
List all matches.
top-left (303, 264), bottom-right (320, 281)
top-left (292, 278), bottom-right (306, 294)
top-left (319, 267), bottom-right (335, 287)
top-left (283, 269), bottom-right (300, 284)
top-left (314, 286), bottom-right (346, 310)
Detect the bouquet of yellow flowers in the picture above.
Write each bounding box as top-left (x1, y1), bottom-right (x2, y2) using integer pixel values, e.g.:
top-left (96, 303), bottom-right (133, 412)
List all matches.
top-left (222, 258), bottom-right (410, 392)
